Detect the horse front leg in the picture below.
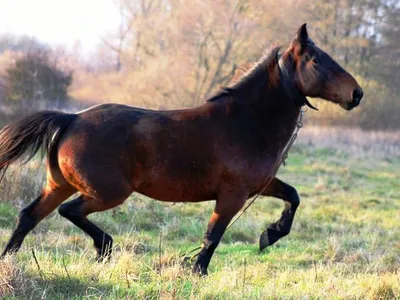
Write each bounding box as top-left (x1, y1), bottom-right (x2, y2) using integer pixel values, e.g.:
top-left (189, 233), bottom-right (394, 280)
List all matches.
top-left (193, 189), bottom-right (247, 275)
top-left (259, 177), bottom-right (300, 252)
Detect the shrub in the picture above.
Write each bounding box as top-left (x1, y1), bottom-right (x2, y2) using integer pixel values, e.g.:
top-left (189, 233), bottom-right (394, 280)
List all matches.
top-left (5, 50), bottom-right (72, 105)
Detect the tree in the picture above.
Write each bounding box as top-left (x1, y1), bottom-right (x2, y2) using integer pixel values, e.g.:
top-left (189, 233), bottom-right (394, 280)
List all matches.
top-left (5, 50), bottom-right (72, 105)
top-left (100, 0), bottom-right (135, 72)
top-left (372, 2), bottom-right (400, 93)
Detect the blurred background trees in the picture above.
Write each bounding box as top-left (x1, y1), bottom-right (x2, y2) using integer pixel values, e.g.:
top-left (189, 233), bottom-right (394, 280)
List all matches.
top-left (5, 51), bottom-right (72, 105)
top-left (0, 0), bottom-right (399, 129)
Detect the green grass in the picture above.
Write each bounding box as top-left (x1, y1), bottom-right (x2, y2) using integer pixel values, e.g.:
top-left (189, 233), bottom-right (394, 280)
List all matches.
top-left (0, 144), bottom-right (399, 299)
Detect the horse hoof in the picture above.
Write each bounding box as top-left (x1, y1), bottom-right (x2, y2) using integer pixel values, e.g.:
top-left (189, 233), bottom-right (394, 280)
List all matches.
top-left (96, 252), bottom-right (112, 263)
top-left (192, 264), bottom-right (208, 276)
top-left (259, 228), bottom-right (287, 252)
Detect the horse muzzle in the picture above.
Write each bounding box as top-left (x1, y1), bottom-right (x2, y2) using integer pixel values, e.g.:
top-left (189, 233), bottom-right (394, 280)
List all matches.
top-left (351, 88), bottom-right (363, 107)
top-left (339, 88), bottom-right (363, 111)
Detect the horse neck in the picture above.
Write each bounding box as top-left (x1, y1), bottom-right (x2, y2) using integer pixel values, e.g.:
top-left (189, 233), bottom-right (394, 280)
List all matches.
top-left (255, 90), bottom-right (301, 143)
top-left (233, 54), bottom-right (302, 136)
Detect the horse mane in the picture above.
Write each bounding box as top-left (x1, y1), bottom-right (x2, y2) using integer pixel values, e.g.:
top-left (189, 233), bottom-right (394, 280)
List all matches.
top-left (207, 46), bottom-right (281, 102)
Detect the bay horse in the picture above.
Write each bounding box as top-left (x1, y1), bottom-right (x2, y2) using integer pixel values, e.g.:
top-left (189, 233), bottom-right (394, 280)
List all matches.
top-left (0, 24), bottom-right (362, 275)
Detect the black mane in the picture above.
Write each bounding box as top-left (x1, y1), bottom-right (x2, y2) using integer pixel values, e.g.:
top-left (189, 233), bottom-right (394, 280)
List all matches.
top-left (207, 47), bottom-right (281, 102)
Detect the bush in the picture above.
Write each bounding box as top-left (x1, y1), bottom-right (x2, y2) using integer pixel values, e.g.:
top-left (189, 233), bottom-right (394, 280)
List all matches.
top-left (5, 50), bottom-right (72, 104)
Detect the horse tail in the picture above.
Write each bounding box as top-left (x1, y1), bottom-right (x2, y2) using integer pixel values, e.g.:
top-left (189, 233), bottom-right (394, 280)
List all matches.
top-left (0, 111), bottom-right (77, 184)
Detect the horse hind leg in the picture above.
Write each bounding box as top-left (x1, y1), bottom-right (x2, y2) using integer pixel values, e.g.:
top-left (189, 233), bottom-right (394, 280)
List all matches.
top-left (1, 186), bottom-right (75, 258)
top-left (58, 195), bottom-right (127, 261)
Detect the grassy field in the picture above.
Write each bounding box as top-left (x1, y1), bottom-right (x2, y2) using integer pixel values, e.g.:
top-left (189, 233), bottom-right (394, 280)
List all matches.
top-left (0, 127), bottom-right (399, 299)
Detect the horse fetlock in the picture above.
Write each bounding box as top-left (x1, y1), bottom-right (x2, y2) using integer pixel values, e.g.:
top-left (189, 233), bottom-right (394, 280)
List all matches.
top-left (192, 263), bottom-right (208, 276)
top-left (192, 254), bottom-right (209, 276)
top-left (94, 235), bottom-right (113, 262)
top-left (1, 244), bottom-right (18, 258)
top-left (1, 210), bottom-right (37, 257)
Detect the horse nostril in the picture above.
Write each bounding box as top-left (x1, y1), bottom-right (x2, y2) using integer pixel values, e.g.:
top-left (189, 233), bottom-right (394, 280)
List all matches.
top-left (352, 88), bottom-right (363, 104)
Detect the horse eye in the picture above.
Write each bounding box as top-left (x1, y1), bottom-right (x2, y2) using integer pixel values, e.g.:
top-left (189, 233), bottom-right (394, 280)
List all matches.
top-left (313, 58), bottom-right (321, 64)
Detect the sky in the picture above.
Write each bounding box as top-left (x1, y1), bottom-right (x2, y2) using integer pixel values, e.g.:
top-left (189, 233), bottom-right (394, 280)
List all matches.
top-left (0, 0), bottom-right (120, 52)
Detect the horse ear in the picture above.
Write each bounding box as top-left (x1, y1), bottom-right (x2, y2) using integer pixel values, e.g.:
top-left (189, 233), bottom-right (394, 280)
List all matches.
top-left (296, 23), bottom-right (308, 48)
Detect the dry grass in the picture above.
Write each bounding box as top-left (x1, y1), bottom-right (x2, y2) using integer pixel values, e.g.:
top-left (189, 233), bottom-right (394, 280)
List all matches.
top-left (0, 256), bottom-right (38, 298)
top-left (299, 125), bottom-right (400, 158)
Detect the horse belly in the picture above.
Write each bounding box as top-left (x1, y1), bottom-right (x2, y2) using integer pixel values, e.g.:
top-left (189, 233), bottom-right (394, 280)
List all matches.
top-left (134, 140), bottom-right (220, 202)
top-left (136, 177), bottom-right (216, 202)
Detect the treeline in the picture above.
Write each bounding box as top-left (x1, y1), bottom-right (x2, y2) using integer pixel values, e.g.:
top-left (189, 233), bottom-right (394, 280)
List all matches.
top-left (0, 0), bottom-right (399, 129)
top-left (0, 36), bottom-right (74, 125)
